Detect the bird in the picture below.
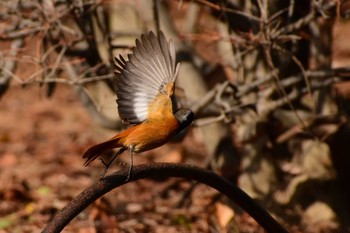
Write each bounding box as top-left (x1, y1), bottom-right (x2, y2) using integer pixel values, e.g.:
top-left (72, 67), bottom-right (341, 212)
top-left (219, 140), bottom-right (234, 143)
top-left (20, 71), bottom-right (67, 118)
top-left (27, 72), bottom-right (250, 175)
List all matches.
top-left (83, 31), bottom-right (194, 179)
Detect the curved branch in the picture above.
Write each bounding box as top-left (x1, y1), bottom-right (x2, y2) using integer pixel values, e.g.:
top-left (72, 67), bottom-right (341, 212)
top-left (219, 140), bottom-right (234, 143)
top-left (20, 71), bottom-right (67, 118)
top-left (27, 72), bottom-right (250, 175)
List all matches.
top-left (42, 163), bottom-right (287, 233)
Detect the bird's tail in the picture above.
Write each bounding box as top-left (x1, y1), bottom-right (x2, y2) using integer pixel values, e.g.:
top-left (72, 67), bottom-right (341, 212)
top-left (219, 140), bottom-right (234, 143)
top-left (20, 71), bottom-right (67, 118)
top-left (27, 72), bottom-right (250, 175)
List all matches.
top-left (83, 137), bottom-right (122, 166)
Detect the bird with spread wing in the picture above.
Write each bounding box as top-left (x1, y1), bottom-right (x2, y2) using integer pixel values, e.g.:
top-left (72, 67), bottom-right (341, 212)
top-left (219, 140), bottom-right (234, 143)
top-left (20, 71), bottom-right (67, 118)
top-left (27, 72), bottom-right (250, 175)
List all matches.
top-left (83, 31), bottom-right (194, 178)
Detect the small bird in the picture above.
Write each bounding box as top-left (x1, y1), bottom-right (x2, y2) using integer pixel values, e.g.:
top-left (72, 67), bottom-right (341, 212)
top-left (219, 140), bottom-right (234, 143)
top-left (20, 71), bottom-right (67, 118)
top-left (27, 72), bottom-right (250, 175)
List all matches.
top-left (83, 31), bottom-right (194, 178)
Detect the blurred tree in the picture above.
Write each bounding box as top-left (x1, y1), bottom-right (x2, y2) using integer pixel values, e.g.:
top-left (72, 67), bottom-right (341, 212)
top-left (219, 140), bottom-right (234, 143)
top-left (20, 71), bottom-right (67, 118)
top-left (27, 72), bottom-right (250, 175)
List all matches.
top-left (1, 0), bottom-right (350, 231)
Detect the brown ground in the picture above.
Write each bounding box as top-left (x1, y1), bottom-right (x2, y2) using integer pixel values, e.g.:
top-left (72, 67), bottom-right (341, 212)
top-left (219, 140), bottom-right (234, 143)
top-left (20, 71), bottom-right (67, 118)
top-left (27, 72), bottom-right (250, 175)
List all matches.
top-left (0, 84), bottom-right (264, 232)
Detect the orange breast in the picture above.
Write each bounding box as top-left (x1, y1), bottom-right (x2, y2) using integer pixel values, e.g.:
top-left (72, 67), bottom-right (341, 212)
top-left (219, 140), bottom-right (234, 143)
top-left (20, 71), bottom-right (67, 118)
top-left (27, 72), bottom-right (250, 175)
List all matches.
top-left (121, 116), bottom-right (179, 152)
top-left (147, 82), bottom-right (174, 120)
top-left (118, 81), bottom-right (178, 152)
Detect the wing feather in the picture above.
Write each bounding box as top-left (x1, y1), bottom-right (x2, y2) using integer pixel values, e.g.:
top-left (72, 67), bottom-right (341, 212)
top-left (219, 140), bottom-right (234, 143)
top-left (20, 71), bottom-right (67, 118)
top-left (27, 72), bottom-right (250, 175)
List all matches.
top-left (114, 31), bottom-right (179, 124)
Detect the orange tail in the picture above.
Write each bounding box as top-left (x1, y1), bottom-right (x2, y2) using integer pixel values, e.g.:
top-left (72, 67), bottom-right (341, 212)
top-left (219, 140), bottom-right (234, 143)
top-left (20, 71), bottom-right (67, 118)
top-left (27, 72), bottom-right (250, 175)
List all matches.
top-left (83, 137), bottom-right (123, 166)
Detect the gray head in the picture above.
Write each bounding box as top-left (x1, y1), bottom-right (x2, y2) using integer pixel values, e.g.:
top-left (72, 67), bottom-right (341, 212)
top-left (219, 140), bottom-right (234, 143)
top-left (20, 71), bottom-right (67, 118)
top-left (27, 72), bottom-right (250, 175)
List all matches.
top-left (174, 108), bottom-right (194, 132)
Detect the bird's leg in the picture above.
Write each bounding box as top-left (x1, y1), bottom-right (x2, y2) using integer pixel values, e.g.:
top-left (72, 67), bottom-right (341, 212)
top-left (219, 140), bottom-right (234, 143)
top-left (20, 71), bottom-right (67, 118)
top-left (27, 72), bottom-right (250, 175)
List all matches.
top-left (126, 146), bottom-right (134, 181)
top-left (99, 147), bottom-right (126, 179)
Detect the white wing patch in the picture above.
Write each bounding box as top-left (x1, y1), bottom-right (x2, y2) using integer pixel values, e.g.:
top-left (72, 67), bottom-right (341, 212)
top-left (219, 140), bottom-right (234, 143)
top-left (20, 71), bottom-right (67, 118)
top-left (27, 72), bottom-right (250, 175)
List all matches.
top-left (114, 31), bottom-right (179, 124)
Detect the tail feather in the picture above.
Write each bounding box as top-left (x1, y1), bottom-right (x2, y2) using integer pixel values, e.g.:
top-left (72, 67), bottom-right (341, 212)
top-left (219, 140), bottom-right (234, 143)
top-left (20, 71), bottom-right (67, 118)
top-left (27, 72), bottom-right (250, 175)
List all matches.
top-left (83, 138), bottom-right (122, 166)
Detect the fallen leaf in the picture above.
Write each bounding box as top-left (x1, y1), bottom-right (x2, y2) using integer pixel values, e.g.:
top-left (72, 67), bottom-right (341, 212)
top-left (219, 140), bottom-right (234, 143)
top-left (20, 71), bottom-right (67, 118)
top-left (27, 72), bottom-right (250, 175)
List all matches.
top-left (215, 202), bottom-right (235, 229)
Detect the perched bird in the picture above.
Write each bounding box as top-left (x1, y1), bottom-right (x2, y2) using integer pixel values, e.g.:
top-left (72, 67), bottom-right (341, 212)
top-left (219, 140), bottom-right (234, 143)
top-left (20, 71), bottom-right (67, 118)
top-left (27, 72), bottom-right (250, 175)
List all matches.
top-left (83, 31), bottom-right (194, 178)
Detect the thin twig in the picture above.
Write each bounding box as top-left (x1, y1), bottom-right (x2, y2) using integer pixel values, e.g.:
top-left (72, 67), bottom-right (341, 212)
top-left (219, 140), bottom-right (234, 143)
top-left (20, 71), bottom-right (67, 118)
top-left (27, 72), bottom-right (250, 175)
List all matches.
top-left (63, 61), bottom-right (120, 129)
top-left (0, 38), bottom-right (24, 97)
top-left (193, 0), bottom-right (261, 22)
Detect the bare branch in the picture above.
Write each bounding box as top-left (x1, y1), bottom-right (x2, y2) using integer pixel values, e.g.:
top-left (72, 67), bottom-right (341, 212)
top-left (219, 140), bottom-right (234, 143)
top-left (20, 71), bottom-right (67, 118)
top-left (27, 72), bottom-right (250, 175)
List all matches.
top-left (63, 61), bottom-right (120, 130)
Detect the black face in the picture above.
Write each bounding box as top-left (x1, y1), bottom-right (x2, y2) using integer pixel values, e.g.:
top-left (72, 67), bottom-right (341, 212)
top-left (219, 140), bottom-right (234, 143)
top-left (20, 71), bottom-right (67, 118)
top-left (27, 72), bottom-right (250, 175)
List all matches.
top-left (174, 108), bottom-right (194, 132)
